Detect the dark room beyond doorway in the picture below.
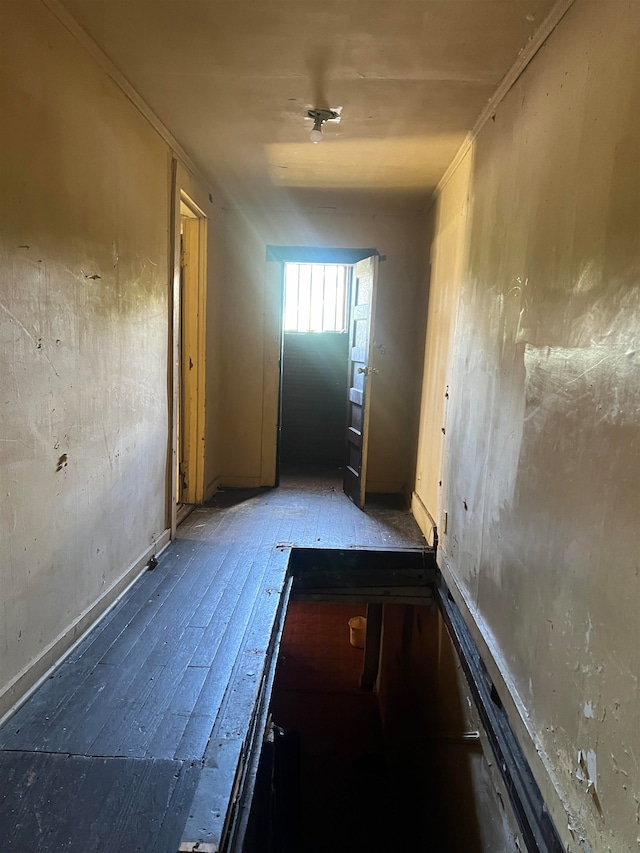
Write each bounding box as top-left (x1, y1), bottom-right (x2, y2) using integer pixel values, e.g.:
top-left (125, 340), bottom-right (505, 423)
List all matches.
top-left (279, 262), bottom-right (350, 473)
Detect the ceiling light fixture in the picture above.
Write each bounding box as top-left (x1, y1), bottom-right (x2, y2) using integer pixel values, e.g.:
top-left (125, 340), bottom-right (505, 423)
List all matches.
top-left (307, 108), bottom-right (340, 143)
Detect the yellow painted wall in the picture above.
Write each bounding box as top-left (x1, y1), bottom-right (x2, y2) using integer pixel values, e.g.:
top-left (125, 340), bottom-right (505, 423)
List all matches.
top-left (0, 1), bottom-right (222, 717)
top-left (413, 2), bottom-right (640, 849)
top-left (220, 205), bottom-right (425, 495)
top-left (412, 152), bottom-right (474, 538)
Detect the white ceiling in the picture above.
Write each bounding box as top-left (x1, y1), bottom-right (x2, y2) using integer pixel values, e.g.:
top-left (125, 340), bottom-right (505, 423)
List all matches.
top-left (61, 0), bottom-right (560, 210)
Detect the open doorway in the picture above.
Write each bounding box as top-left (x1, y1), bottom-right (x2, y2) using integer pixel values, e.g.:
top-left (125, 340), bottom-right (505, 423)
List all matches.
top-left (174, 192), bottom-right (207, 524)
top-left (279, 262), bottom-right (350, 474)
top-left (265, 248), bottom-right (379, 508)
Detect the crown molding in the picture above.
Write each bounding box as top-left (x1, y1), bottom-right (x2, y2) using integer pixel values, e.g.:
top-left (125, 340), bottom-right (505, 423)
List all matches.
top-left (426, 0), bottom-right (577, 212)
top-left (40, 0), bottom-right (212, 190)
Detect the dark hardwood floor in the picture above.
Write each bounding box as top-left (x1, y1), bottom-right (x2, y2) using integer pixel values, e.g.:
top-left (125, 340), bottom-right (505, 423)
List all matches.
top-left (0, 472), bottom-right (426, 852)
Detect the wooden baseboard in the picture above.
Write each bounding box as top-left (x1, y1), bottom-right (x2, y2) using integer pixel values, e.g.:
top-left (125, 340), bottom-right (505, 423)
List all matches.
top-left (410, 491), bottom-right (437, 548)
top-left (0, 529), bottom-right (171, 725)
top-left (218, 476), bottom-right (263, 489)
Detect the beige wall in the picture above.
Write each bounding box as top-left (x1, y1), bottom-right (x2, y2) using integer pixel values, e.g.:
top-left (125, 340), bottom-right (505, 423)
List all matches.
top-left (412, 153), bottom-right (473, 539)
top-left (413, 2), bottom-right (640, 849)
top-left (219, 205), bottom-right (425, 494)
top-left (0, 1), bottom-right (222, 718)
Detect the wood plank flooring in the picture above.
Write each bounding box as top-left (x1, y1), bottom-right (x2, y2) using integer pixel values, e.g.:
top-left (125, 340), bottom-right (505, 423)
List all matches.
top-left (0, 473), bottom-right (426, 852)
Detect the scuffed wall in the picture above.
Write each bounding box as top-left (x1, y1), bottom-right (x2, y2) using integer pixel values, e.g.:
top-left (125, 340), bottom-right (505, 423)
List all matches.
top-left (413, 2), bottom-right (640, 850)
top-left (220, 206), bottom-right (424, 494)
top-left (0, 1), bottom-right (220, 718)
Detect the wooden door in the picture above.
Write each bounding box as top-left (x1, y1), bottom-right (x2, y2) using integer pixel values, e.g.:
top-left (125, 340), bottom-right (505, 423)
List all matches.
top-left (343, 254), bottom-right (378, 508)
top-left (177, 209), bottom-right (207, 506)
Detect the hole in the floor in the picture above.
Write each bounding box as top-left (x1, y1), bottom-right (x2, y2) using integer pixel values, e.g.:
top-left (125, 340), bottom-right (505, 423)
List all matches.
top-left (243, 601), bottom-right (518, 853)
top-left (250, 602), bottom-right (393, 853)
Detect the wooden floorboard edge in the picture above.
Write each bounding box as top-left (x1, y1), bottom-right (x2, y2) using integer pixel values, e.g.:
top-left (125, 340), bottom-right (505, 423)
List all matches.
top-left (176, 504), bottom-right (196, 527)
top-left (180, 573), bottom-right (293, 853)
top-left (225, 576), bottom-right (293, 853)
top-left (0, 529), bottom-right (171, 727)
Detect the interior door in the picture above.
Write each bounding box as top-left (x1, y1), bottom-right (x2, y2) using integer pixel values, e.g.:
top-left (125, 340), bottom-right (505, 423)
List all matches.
top-left (343, 254), bottom-right (378, 508)
top-left (177, 205), bottom-right (207, 506)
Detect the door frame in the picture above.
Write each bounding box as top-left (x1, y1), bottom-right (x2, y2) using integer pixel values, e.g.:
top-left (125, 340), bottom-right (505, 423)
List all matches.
top-left (261, 246), bottom-right (379, 489)
top-left (343, 254), bottom-right (379, 508)
top-left (169, 162), bottom-right (208, 535)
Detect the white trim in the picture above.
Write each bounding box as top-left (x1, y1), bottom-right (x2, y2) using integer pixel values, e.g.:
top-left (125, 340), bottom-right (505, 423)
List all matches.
top-left (0, 530), bottom-right (171, 727)
top-left (427, 0), bottom-right (577, 209)
top-left (39, 0), bottom-right (211, 190)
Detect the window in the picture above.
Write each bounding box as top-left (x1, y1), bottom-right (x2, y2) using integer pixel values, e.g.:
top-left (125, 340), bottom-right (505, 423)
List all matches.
top-left (283, 263), bottom-right (349, 333)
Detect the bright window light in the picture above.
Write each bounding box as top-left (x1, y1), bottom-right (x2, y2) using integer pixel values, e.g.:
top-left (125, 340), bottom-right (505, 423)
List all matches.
top-left (283, 263), bottom-right (349, 333)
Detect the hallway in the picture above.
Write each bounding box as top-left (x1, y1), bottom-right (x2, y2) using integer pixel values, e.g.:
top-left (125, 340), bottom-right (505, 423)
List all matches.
top-left (0, 475), bottom-right (426, 851)
top-left (3, 3), bottom-right (639, 851)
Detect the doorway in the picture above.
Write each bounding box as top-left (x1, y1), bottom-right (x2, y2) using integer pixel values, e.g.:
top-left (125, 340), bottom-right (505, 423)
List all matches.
top-left (243, 598), bottom-right (522, 853)
top-left (264, 247), bottom-right (379, 507)
top-left (279, 262), bottom-right (350, 473)
top-left (174, 192), bottom-right (207, 523)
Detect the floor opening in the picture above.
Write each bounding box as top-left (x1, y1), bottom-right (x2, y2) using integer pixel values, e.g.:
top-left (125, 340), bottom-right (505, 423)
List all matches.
top-left (272, 251), bottom-right (379, 510)
top-left (248, 601), bottom-right (395, 853)
top-left (243, 596), bottom-right (523, 853)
